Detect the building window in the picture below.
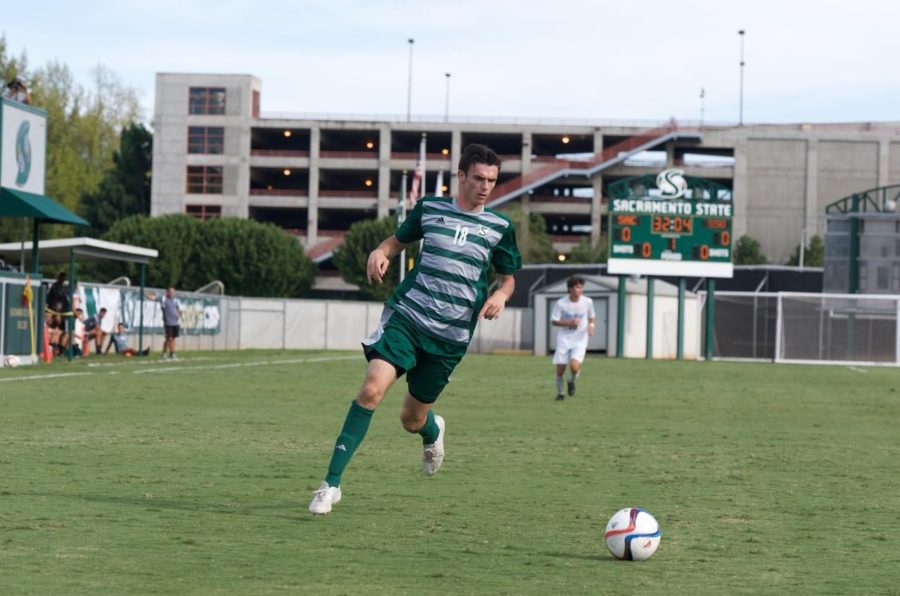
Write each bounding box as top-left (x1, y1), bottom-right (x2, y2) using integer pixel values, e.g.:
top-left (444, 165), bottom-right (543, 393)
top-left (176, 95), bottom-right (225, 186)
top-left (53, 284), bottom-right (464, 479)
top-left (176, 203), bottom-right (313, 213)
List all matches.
top-left (186, 205), bottom-right (222, 220)
top-left (187, 126), bottom-right (225, 154)
top-left (189, 87), bottom-right (226, 115)
top-left (186, 166), bottom-right (224, 194)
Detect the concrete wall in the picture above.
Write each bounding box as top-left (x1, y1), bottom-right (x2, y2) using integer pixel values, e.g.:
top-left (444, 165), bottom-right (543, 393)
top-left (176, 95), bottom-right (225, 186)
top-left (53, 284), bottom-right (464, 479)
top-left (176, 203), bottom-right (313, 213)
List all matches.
top-left (152, 73), bottom-right (259, 218)
top-left (743, 138), bottom-right (808, 262)
top-left (134, 296), bottom-right (530, 355)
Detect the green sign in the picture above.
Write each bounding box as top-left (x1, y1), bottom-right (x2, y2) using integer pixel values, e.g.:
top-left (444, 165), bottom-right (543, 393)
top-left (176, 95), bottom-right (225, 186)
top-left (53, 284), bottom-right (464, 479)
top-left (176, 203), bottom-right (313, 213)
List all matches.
top-left (119, 289), bottom-right (221, 335)
top-left (4, 284), bottom-right (30, 353)
top-left (608, 170), bottom-right (734, 278)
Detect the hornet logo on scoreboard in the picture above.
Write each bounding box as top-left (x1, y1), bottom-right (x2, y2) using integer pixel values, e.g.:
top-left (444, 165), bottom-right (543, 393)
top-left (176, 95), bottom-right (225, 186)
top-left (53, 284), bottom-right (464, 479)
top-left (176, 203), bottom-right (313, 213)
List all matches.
top-left (656, 168), bottom-right (687, 199)
top-left (15, 120), bottom-right (32, 187)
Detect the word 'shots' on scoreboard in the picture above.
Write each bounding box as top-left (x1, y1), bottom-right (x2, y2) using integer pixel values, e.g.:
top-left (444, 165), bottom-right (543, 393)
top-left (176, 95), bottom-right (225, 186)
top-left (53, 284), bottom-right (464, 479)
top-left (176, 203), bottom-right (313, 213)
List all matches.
top-left (607, 170), bottom-right (734, 278)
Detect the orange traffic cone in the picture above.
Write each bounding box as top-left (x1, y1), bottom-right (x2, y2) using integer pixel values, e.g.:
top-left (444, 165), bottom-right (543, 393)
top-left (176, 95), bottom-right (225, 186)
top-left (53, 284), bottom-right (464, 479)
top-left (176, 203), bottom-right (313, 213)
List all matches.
top-left (42, 323), bottom-right (53, 363)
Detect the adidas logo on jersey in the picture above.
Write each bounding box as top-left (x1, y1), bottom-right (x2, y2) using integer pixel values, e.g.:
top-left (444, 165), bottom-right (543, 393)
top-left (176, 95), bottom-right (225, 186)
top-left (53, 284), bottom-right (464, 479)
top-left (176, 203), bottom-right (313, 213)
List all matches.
top-left (436, 216), bottom-right (446, 225)
top-left (335, 444), bottom-right (347, 452)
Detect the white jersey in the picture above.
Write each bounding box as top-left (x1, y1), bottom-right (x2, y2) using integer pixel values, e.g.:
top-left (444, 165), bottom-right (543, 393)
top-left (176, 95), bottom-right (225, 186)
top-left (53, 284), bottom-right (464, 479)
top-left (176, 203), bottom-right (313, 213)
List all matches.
top-left (551, 295), bottom-right (595, 349)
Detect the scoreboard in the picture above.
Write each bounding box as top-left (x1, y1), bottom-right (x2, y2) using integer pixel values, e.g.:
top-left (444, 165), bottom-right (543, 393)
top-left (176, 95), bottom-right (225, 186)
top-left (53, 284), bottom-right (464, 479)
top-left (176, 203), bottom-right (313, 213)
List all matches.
top-left (607, 172), bottom-right (734, 278)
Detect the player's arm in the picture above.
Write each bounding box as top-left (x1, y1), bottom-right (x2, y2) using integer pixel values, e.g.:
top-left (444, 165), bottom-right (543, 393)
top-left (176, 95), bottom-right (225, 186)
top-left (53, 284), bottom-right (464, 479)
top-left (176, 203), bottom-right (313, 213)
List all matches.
top-left (367, 235), bottom-right (409, 285)
top-left (587, 316), bottom-right (596, 335)
top-left (551, 316), bottom-right (578, 328)
top-left (479, 274), bottom-right (515, 320)
top-left (550, 301), bottom-right (569, 327)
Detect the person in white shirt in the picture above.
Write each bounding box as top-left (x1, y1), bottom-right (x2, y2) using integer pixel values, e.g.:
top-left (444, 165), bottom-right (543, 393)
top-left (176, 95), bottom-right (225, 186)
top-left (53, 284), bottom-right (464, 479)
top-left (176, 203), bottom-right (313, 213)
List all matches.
top-left (550, 275), bottom-right (596, 401)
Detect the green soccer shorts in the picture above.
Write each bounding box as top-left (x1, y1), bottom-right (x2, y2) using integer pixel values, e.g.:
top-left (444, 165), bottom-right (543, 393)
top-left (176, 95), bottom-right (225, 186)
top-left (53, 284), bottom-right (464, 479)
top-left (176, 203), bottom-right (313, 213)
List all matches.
top-left (362, 307), bottom-right (466, 404)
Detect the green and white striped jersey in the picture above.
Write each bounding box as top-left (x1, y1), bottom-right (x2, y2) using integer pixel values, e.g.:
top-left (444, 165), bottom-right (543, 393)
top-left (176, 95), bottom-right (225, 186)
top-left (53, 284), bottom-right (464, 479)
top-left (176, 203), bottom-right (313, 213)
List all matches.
top-left (388, 196), bottom-right (522, 346)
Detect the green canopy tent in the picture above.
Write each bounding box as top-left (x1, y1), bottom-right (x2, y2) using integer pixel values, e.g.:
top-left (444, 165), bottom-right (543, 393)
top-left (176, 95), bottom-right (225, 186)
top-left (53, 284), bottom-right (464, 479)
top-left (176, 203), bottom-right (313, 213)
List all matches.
top-left (0, 187), bottom-right (88, 273)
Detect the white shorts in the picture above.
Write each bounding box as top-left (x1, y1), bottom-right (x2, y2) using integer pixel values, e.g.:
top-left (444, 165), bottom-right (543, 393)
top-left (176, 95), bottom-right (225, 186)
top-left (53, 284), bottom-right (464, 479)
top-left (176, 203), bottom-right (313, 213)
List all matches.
top-left (553, 341), bottom-right (588, 365)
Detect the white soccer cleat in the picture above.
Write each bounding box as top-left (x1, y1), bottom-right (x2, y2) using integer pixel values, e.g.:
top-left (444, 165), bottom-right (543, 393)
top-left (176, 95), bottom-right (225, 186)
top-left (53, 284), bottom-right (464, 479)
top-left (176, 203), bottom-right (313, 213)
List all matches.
top-left (423, 415), bottom-right (445, 476)
top-left (309, 481), bottom-right (341, 514)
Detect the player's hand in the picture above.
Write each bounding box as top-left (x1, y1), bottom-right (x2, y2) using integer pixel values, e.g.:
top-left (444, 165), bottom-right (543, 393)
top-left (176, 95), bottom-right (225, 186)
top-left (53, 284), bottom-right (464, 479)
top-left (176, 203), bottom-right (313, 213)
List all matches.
top-left (367, 249), bottom-right (390, 285)
top-left (479, 293), bottom-right (507, 320)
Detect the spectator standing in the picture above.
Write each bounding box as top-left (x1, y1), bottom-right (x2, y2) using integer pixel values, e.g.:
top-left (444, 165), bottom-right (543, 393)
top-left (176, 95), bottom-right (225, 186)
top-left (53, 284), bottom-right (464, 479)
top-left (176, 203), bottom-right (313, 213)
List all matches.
top-left (47, 272), bottom-right (70, 314)
top-left (154, 286), bottom-right (182, 360)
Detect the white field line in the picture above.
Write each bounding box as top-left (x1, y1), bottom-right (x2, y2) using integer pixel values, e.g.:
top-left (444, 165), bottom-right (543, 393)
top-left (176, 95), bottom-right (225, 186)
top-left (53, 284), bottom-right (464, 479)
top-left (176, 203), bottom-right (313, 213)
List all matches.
top-left (0, 372), bottom-right (91, 383)
top-left (0, 355), bottom-right (358, 385)
top-left (86, 357), bottom-right (213, 368)
top-left (132, 355), bottom-right (357, 374)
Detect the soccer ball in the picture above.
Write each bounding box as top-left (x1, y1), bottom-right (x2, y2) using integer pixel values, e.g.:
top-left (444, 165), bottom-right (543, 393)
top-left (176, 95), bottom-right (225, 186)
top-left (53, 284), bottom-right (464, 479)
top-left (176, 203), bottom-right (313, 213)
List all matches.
top-left (3, 354), bottom-right (22, 368)
top-left (604, 507), bottom-right (661, 561)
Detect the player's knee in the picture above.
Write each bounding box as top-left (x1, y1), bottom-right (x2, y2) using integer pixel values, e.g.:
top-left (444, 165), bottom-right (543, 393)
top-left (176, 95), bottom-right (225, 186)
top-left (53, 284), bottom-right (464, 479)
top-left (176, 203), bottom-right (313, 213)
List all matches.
top-left (355, 383), bottom-right (384, 409)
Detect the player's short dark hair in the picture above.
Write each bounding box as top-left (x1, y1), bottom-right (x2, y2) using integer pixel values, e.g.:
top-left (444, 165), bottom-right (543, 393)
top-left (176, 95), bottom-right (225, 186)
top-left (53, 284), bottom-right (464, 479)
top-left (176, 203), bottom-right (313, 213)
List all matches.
top-left (458, 143), bottom-right (501, 175)
top-left (567, 275), bottom-right (586, 289)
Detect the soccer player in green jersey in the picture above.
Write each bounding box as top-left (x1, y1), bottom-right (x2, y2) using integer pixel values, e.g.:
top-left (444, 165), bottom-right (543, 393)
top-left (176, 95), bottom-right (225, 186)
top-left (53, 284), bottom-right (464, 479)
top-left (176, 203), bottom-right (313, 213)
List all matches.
top-left (310, 144), bottom-right (522, 514)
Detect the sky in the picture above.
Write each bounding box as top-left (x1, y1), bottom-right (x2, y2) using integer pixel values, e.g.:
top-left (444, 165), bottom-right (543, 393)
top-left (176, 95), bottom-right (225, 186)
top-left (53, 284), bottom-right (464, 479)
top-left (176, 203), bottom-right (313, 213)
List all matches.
top-left (2, 0), bottom-right (898, 126)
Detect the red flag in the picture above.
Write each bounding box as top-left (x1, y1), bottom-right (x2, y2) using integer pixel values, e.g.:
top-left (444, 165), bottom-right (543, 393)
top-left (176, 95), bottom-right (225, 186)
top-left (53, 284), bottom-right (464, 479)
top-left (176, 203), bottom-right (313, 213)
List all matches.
top-left (408, 134), bottom-right (426, 209)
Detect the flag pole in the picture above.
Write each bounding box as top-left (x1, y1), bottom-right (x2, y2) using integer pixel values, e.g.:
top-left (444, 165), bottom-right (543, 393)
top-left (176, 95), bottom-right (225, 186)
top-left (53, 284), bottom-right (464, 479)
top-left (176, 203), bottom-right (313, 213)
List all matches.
top-left (399, 170), bottom-right (408, 283)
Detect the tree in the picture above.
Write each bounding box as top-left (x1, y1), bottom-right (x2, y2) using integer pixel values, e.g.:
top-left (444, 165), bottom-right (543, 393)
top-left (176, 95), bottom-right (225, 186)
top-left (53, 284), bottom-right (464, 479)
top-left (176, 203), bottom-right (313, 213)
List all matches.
top-left (733, 234), bottom-right (767, 265)
top-left (0, 37), bottom-right (141, 243)
top-left (93, 215), bottom-right (316, 297)
top-left (333, 216), bottom-right (418, 301)
top-left (786, 234), bottom-right (824, 267)
top-left (81, 122), bottom-right (152, 237)
top-left (567, 236), bottom-right (608, 264)
top-left (91, 214), bottom-right (200, 287)
top-left (501, 206), bottom-right (555, 264)
top-left (33, 63), bottom-right (141, 240)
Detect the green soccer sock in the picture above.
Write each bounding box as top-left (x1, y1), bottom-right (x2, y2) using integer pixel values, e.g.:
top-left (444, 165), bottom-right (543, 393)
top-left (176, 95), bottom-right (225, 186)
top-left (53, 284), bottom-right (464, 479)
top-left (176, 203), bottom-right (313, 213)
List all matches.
top-left (418, 409), bottom-right (440, 445)
top-left (324, 400), bottom-right (374, 487)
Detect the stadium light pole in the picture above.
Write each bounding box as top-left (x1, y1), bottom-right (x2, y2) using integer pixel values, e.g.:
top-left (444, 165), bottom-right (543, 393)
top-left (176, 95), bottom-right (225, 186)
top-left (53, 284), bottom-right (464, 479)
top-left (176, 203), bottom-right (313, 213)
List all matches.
top-left (444, 72), bottom-right (451, 122)
top-left (699, 87), bottom-right (705, 128)
top-left (406, 38), bottom-right (415, 122)
top-left (738, 29), bottom-right (746, 125)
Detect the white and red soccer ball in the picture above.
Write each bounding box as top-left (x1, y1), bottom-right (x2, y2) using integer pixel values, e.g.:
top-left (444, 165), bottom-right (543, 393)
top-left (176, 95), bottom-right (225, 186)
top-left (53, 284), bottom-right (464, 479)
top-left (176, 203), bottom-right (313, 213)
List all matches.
top-left (604, 507), bottom-right (661, 561)
top-left (3, 354), bottom-right (22, 368)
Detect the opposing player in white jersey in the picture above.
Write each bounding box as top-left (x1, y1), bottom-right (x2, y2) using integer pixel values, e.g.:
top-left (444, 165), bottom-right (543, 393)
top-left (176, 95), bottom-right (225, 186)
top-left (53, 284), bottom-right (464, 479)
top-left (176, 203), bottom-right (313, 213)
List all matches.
top-left (309, 144), bottom-right (522, 514)
top-left (550, 275), bottom-right (595, 401)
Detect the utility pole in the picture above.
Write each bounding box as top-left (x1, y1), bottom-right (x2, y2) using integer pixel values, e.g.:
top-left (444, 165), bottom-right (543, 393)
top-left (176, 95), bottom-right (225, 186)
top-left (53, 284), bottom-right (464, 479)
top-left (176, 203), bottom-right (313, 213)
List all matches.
top-left (738, 29), bottom-right (746, 125)
top-left (444, 72), bottom-right (451, 122)
top-left (406, 38), bottom-right (415, 122)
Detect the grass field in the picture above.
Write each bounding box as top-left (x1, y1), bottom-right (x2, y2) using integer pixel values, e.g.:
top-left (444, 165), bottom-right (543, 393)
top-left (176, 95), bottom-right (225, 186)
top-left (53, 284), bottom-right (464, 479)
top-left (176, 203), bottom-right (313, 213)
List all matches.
top-left (1, 351), bottom-right (899, 595)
